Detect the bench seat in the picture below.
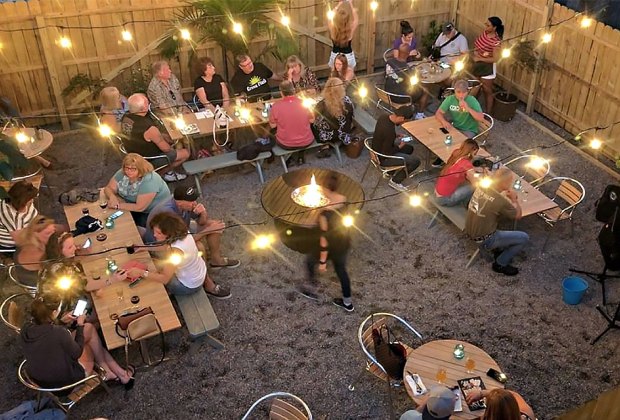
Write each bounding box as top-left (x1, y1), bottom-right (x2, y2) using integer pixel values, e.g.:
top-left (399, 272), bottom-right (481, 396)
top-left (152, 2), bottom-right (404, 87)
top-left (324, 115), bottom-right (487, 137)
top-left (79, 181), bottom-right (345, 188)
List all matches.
top-left (353, 107), bottom-right (376, 135)
top-left (175, 288), bottom-right (223, 348)
top-left (272, 140), bottom-right (342, 172)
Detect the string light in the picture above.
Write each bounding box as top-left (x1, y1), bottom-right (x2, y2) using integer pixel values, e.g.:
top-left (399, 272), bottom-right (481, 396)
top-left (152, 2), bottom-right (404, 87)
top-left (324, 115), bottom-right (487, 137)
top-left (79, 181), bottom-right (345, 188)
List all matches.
top-left (342, 215), bottom-right (354, 227)
top-left (56, 276), bottom-right (73, 290)
top-left (409, 195), bottom-right (422, 207)
top-left (168, 248), bottom-right (184, 265)
top-left (302, 97), bottom-right (315, 109)
top-left (252, 234), bottom-right (274, 250)
top-left (590, 138), bottom-right (602, 150)
top-left (453, 60), bottom-right (465, 72)
top-left (173, 116), bottom-right (186, 130)
top-left (358, 85), bottom-right (368, 99)
top-left (370, 1), bottom-right (379, 11)
top-left (239, 107), bottom-right (251, 121)
top-left (232, 21), bottom-right (243, 34)
top-left (527, 156), bottom-right (547, 169)
top-left (281, 15), bottom-right (291, 27)
top-left (479, 177), bottom-right (493, 189)
top-left (180, 28), bottom-right (191, 40)
top-left (58, 36), bottom-right (72, 49)
top-left (98, 124), bottom-right (113, 138)
top-left (15, 131), bottom-right (29, 143)
top-left (327, 9), bottom-right (335, 21)
top-left (121, 30), bottom-right (133, 41)
top-left (542, 32), bottom-right (552, 43)
top-left (580, 17), bottom-right (593, 28)
top-left (501, 48), bottom-right (511, 58)
top-left (409, 75), bottom-right (419, 86)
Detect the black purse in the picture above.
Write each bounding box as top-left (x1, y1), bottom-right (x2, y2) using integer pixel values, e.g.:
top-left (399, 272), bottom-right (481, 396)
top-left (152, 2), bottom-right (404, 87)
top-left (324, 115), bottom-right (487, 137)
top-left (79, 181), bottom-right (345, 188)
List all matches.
top-left (372, 324), bottom-right (407, 380)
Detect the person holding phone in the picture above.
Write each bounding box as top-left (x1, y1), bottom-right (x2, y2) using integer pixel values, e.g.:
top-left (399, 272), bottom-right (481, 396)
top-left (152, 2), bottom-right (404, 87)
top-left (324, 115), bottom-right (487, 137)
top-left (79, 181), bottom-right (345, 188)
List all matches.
top-left (434, 139), bottom-right (480, 207)
top-left (21, 295), bottom-right (134, 389)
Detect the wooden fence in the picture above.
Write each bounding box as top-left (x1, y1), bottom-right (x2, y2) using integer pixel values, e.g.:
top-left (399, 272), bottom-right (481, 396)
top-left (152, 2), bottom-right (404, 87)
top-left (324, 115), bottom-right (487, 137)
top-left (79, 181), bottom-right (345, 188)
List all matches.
top-left (0, 0), bottom-right (455, 129)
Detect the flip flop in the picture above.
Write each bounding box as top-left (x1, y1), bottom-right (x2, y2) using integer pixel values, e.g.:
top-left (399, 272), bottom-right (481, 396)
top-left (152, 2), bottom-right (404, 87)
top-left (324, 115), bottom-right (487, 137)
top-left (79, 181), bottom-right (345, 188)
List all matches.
top-left (209, 257), bottom-right (240, 269)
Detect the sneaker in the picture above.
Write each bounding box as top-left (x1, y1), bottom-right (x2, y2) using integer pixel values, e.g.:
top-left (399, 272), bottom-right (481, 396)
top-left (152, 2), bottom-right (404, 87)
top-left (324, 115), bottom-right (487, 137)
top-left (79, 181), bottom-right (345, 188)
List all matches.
top-left (298, 286), bottom-right (319, 301)
top-left (492, 262), bottom-right (519, 276)
top-left (163, 171), bottom-right (187, 182)
top-left (415, 112), bottom-right (426, 120)
top-left (388, 179), bottom-right (408, 192)
top-left (209, 257), bottom-right (241, 269)
top-left (478, 246), bottom-right (495, 263)
top-left (205, 284), bottom-right (232, 299)
top-left (431, 158), bottom-right (444, 168)
top-left (333, 298), bottom-right (354, 312)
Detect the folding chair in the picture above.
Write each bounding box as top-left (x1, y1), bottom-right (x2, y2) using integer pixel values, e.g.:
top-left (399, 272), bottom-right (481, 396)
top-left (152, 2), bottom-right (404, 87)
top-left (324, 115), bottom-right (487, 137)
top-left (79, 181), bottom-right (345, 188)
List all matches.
top-left (360, 137), bottom-right (408, 198)
top-left (241, 392), bottom-right (312, 420)
top-left (535, 177), bottom-right (585, 251)
top-left (504, 154), bottom-right (551, 186)
top-left (376, 86), bottom-right (412, 115)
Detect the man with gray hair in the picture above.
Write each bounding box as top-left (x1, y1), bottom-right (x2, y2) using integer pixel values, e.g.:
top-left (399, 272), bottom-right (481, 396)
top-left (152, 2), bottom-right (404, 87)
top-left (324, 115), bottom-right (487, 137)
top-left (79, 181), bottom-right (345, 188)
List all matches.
top-left (465, 167), bottom-right (528, 276)
top-left (230, 54), bottom-right (278, 102)
top-left (147, 60), bottom-right (191, 117)
top-left (121, 93), bottom-right (190, 182)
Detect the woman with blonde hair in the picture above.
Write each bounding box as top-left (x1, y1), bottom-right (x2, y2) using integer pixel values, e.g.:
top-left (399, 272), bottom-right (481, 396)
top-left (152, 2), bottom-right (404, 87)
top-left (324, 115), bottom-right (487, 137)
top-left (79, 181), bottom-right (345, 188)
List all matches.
top-left (104, 153), bottom-right (171, 227)
top-left (312, 77), bottom-right (355, 158)
top-left (13, 215), bottom-right (56, 287)
top-left (327, 0), bottom-right (358, 69)
top-left (434, 138), bottom-right (480, 207)
top-left (284, 55), bottom-right (320, 94)
top-left (99, 86), bottom-right (128, 133)
top-left (330, 53), bottom-right (355, 83)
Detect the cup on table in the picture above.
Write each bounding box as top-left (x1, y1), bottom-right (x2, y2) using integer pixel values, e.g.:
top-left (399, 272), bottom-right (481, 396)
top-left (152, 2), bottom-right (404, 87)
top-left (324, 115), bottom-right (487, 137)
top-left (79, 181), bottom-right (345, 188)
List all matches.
top-left (116, 285), bottom-right (124, 302)
top-left (436, 367), bottom-right (447, 384)
top-left (465, 357), bottom-right (476, 373)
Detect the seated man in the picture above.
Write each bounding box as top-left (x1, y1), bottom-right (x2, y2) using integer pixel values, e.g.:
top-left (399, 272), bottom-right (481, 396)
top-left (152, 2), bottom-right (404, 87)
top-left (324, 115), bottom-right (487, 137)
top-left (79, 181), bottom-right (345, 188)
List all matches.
top-left (147, 60), bottom-right (191, 117)
top-left (121, 93), bottom-right (189, 182)
top-left (385, 43), bottom-right (429, 120)
top-left (465, 167), bottom-right (529, 276)
top-left (269, 80), bottom-right (315, 166)
top-left (145, 185), bottom-right (240, 269)
top-left (230, 54), bottom-right (278, 102)
top-left (400, 385), bottom-right (456, 420)
top-left (371, 106), bottom-right (421, 192)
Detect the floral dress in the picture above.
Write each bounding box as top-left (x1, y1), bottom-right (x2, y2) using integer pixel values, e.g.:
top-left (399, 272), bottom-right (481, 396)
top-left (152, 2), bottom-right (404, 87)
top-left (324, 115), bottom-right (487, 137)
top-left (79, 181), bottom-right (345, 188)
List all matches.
top-left (313, 96), bottom-right (354, 145)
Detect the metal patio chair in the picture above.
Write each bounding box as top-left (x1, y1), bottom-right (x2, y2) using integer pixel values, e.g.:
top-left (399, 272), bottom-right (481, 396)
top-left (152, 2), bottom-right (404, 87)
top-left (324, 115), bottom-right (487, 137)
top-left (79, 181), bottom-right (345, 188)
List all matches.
top-left (241, 392), bottom-right (312, 420)
top-left (0, 292), bottom-right (33, 333)
top-left (376, 86), bottom-right (412, 115)
top-left (505, 154), bottom-right (551, 186)
top-left (360, 137), bottom-right (408, 198)
top-left (473, 113), bottom-right (494, 146)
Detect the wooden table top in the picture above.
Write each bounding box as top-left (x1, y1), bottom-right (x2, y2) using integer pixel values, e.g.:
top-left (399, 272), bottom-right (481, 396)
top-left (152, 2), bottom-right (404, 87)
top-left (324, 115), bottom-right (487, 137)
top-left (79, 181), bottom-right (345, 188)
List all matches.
top-left (404, 339), bottom-right (505, 420)
top-left (63, 201), bottom-right (181, 350)
top-left (261, 168), bottom-right (365, 228)
top-left (2, 127), bottom-right (53, 159)
top-left (413, 62), bottom-right (452, 84)
top-left (402, 118), bottom-right (558, 217)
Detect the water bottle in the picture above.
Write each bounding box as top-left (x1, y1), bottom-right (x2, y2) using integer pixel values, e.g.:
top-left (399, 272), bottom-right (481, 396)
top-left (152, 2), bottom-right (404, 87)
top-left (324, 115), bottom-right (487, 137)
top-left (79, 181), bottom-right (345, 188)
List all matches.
top-left (444, 134), bottom-right (452, 145)
top-left (261, 102), bottom-right (270, 119)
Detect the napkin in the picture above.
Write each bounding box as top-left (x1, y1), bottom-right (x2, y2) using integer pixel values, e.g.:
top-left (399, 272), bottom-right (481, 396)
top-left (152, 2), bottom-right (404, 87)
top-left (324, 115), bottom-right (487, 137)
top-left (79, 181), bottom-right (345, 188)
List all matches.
top-left (406, 373), bottom-right (428, 396)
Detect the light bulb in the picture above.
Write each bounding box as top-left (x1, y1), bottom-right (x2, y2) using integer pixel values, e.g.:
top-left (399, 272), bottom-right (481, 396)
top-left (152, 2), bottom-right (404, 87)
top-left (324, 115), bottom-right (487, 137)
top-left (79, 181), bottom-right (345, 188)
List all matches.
top-left (302, 97), bottom-right (315, 109)
top-left (58, 36), bottom-right (72, 49)
top-left (501, 48), bottom-right (511, 58)
top-left (479, 177), bottom-right (493, 189)
top-left (121, 30), bottom-right (132, 41)
top-left (252, 234), bottom-right (274, 250)
top-left (98, 124), bottom-right (113, 138)
top-left (56, 276), bottom-right (73, 290)
top-left (590, 138), bottom-right (602, 150)
top-left (239, 107), bottom-right (251, 121)
top-left (327, 9), bottom-right (335, 21)
top-left (180, 28), bottom-right (191, 40)
top-left (527, 156), bottom-right (546, 169)
top-left (173, 116), bottom-right (186, 130)
top-left (370, 1), bottom-right (378, 11)
top-left (358, 85), bottom-right (368, 99)
top-left (409, 75), bottom-right (419, 86)
top-left (15, 131), bottom-right (29, 143)
top-left (232, 22), bottom-right (243, 34)
top-left (342, 215), bottom-right (354, 227)
top-left (409, 195), bottom-right (422, 207)
top-left (168, 249), bottom-right (184, 265)
top-left (454, 60), bottom-right (465, 72)
top-left (580, 17), bottom-right (592, 28)
top-left (281, 15), bottom-right (290, 27)
top-left (542, 33), bottom-right (552, 43)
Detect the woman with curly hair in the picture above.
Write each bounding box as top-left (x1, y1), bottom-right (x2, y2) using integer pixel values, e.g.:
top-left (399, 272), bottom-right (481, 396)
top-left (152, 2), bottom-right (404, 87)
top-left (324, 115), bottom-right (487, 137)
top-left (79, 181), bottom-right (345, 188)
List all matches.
top-left (312, 77), bottom-right (355, 158)
top-left (327, 0), bottom-right (358, 69)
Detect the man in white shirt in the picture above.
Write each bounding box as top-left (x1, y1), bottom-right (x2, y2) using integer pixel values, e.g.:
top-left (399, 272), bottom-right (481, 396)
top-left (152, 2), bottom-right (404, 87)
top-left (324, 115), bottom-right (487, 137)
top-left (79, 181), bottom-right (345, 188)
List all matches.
top-left (433, 22), bottom-right (469, 65)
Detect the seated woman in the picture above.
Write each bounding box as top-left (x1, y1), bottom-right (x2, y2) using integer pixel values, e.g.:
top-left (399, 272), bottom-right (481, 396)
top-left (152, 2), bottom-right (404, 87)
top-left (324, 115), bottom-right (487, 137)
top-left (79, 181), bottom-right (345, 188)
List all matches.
top-left (312, 77), bottom-right (354, 158)
top-left (13, 215), bottom-right (56, 288)
top-left (284, 55), bottom-right (320, 94)
top-left (21, 294), bottom-right (134, 389)
top-left (466, 388), bottom-right (535, 420)
top-left (330, 53), bottom-right (355, 83)
top-left (0, 180), bottom-right (39, 251)
top-left (193, 57), bottom-right (230, 109)
top-left (105, 153), bottom-right (171, 227)
top-left (99, 86), bottom-right (128, 133)
top-left (434, 139), bottom-right (480, 207)
top-left (128, 212), bottom-right (230, 298)
top-left (392, 20), bottom-right (421, 61)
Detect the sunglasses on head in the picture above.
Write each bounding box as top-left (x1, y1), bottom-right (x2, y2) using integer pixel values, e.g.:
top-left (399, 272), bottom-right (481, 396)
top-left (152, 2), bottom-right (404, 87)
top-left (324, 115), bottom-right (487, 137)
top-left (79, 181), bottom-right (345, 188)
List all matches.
top-left (169, 90), bottom-right (176, 101)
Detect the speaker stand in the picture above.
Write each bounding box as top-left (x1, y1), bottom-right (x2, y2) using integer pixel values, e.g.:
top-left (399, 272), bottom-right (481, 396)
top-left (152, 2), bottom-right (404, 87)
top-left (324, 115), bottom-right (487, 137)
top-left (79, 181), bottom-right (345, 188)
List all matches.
top-left (570, 265), bottom-right (620, 305)
top-left (591, 302), bottom-right (620, 345)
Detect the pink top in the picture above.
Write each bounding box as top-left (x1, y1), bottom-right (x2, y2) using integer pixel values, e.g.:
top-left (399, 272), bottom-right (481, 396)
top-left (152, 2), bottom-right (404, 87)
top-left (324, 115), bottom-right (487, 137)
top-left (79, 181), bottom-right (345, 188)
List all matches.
top-left (474, 31), bottom-right (500, 57)
top-left (435, 158), bottom-right (473, 196)
top-left (269, 96), bottom-right (314, 148)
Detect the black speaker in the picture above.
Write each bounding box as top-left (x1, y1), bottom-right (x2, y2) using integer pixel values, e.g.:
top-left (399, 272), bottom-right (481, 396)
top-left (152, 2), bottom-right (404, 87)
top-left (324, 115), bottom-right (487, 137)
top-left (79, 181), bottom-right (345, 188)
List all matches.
top-left (595, 185), bottom-right (620, 224)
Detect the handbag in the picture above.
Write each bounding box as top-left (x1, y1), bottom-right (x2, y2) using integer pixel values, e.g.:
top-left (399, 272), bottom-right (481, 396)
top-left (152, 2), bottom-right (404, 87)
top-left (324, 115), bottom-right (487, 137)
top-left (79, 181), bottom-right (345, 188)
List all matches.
top-left (431, 31), bottom-right (461, 60)
top-left (115, 307), bottom-right (154, 332)
top-left (372, 323), bottom-right (408, 380)
top-left (115, 307), bottom-right (166, 367)
top-left (345, 137), bottom-right (363, 159)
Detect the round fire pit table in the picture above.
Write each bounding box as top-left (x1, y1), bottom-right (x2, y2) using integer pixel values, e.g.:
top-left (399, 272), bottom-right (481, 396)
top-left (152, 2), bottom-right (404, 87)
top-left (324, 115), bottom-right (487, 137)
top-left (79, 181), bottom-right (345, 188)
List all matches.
top-left (261, 167), bottom-right (364, 253)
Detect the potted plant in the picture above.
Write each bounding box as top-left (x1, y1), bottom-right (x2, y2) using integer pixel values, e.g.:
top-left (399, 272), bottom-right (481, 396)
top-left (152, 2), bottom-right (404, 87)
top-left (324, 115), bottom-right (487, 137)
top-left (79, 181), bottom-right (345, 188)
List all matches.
top-left (493, 40), bottom-right (548, 122)
top-left (420, 20), bottom-right (443, 57)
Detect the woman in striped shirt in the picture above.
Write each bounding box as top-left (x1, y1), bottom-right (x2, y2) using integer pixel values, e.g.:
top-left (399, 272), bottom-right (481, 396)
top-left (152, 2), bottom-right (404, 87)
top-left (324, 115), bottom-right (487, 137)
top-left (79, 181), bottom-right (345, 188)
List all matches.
top-left (473, 16), bottom-right (504, 112)
top-left (0, 181), bottom-right (39, 251)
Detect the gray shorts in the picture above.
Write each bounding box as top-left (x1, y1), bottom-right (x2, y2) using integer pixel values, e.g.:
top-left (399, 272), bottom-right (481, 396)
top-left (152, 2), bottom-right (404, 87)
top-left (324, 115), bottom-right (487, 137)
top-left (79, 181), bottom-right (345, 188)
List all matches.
top-left (149, 149), bottom-right (177, 168)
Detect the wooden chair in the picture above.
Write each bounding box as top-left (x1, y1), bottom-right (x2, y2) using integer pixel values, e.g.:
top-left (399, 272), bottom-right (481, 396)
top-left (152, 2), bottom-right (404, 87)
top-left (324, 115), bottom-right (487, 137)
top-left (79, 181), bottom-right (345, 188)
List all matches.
top-left (473, 113), bottom-right (494, 146)
top-left (360, 137), bottom-right (408, 198)
top-left (8, 266), bottom-right (37, 296)
top-left (0, 292), bottom-right (33, 333)
top-left (241, 392), bottom-right (312, 420)
top-left (375, 86), bottom-right (412, 115)
top-left (535, 177), bottom-right (585, 251)
top-left (18, 359), bottom-right (112, 414)
top-left (504, 154), bottom-right (551, 186)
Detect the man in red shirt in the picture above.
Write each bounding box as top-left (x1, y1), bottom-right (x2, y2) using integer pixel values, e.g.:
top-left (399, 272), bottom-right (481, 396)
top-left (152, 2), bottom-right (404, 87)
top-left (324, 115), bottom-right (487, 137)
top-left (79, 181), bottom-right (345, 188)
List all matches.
top-left (269, 80), bottom-right (315, 166)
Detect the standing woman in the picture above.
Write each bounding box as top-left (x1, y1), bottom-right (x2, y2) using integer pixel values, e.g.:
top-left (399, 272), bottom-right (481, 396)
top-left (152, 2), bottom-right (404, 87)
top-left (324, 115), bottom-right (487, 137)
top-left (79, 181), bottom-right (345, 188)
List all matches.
top-left (193, 57), bottom-right (230, 109)
top-left (434, 139), bottom-right (480, 207)
top-left (284, 55), bottom-right (320, 94)
top-left (99, 87), bottom-right (128, 133)
top-left (330, 53), bottom-right (355, 83)
top-left (313, 77), bottom-right (355, 158)
top-left (472, 16), bottom-right (504, 113)
top-left (392, 21), bottom-right (421, 60)
top-left (327, 0), bottom-right (359, 69)
top-left (300, 174), bottom-right (354, 312)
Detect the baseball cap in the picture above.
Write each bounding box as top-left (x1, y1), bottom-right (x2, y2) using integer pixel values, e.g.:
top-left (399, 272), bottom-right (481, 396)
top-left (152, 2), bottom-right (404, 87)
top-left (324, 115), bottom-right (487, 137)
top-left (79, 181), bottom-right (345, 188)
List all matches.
top-left (174, 185), bottom-right (200, 201)
top-left (423, 386), bottom-right (456, 420)
top-left (394, 106), bottom-right (414, 120)
top-left (442, 22), bottom-right (454, 34)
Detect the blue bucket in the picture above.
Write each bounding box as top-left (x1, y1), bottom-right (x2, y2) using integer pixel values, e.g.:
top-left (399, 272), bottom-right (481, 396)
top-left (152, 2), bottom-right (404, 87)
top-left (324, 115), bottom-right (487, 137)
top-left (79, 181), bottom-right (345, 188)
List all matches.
top-left (562, 276), bottom-right (588, 305)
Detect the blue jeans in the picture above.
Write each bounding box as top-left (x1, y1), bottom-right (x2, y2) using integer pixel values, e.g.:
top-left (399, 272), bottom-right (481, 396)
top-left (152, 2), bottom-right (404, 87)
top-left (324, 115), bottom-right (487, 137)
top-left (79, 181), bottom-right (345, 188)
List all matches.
top-left (436, 184), bottom-right (474, 207)
top-left (166, 275), bottom-right (203, 296)
top-left (381, 142), bottom-right (421, 183)
top-left (482, 230), bottom-right (529, 266)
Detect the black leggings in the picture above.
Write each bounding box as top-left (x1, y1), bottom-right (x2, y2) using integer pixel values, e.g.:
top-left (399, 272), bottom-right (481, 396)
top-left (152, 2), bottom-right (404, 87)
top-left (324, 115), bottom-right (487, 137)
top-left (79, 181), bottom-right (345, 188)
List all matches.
top-left (306, 251), bottom-right (351, 298)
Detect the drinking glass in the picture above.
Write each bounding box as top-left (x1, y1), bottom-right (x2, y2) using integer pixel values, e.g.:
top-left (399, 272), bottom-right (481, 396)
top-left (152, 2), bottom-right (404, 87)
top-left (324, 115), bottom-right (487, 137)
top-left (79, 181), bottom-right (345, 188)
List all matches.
top-left (99, 188), bottom-right (108, 215)
top-left (465, 357), bottom-right (476, 373)
top-left (435, 367), bottom-right (447, 384)
top-left (116, 286), bottom-right (124, 302)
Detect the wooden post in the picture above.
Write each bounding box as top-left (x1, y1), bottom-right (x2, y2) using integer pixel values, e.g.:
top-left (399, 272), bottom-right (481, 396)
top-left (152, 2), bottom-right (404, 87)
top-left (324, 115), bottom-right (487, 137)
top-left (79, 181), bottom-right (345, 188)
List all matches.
top-left (364, 0), bottom-right (376, 74)
top-left (34, 16), bottom-right (70, 130)
top-left (450, 0), bottom-right (459, 24)
top-left (526, 0), bottom-right (554, 114)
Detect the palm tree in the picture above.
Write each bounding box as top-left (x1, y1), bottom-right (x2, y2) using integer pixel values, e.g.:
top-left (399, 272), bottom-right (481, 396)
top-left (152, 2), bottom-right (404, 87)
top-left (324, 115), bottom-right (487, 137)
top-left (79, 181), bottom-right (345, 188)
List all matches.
top-left (160, 0), bottom-right (299, 78)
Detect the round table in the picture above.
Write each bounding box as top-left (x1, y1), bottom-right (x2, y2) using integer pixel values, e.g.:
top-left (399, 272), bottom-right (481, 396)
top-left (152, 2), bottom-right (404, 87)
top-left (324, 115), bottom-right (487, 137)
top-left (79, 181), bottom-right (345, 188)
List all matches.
top-left (261, 167), bottom-right (364, 253)
top-left (413, 62), bottom-right (452, 84)
top-left (2, 127), bottom-right (53, 159)
top-left (403, 339), bottom-right (505, 420)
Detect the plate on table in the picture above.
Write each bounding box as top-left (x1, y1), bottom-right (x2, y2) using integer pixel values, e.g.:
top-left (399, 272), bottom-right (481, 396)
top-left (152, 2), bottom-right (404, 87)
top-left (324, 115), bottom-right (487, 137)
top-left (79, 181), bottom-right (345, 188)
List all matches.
top-left (180, 124), bottom-right (199, 135)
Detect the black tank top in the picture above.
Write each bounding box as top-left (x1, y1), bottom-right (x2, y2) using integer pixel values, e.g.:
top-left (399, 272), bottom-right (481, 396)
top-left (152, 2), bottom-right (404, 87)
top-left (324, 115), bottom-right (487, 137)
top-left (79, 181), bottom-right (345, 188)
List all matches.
top-left (332, 39), bottom-right (353, 54)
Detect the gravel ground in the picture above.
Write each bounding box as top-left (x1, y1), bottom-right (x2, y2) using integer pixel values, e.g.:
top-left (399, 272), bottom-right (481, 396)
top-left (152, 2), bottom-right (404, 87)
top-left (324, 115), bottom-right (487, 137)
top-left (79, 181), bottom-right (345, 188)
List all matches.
top-left (1, 105), bottom-right (619, 420)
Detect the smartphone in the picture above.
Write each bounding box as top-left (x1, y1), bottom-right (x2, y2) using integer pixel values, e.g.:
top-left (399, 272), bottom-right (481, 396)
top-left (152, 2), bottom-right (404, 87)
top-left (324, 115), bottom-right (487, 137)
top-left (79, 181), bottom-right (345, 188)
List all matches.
top-left (401, 136), bottom-right (413, 143)
top-left (439, 62), bottom-right (451, 69)
top-left (72, 299), bottom-right (88, 317)
top-left (108, 210), bottom-right (124, 220)
top-left (82, 238), bottom-right (92, 249)
top-left (487, 368), bottom-right (508, 384)
top-left (440, 127), bottom-right (449, 134)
